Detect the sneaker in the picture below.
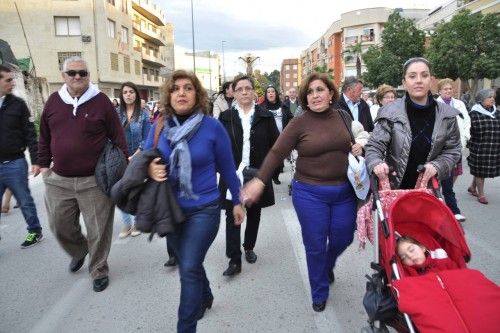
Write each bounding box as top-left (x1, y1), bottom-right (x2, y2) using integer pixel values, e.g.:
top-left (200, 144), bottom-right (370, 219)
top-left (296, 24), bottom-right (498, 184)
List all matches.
top-left (118, 226), bottom-right (131, 239)
top-left (21, 232), bottom-right (43, 248)
top-left (454, 214), bottom-right (466, 222)
top-left (130, 226), bottom-right (141, 237)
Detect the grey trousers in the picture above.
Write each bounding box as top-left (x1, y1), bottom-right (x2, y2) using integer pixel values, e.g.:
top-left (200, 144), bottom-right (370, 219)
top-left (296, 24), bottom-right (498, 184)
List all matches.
top-left (43, 169), bottom-right (114, 279)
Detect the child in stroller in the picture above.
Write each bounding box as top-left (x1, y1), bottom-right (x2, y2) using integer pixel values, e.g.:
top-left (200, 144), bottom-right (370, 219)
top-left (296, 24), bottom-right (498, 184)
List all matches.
top-left (396, 235), bottom-right (458, 277)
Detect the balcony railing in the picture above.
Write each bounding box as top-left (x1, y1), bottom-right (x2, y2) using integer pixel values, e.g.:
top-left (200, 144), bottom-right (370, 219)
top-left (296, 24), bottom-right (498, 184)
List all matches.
top-left (132, 0), bottom-right (166, 26)
top-left (133, 21), bottom-right (166, 46)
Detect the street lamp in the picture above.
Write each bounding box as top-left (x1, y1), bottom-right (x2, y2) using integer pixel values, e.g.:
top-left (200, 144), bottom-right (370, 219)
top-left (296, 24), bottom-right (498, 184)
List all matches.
top-left (190, 0), bottom-right (196, 72)
top-left (221, 40), bottom-right (226, 82)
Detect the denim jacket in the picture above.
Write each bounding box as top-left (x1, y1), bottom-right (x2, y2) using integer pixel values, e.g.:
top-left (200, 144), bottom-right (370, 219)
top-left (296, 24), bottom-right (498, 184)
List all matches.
top-left (117, 108), bottom-right (152, 155)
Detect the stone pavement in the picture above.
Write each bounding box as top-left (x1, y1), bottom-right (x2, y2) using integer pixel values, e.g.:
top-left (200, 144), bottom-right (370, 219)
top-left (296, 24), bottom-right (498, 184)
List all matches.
top-left (0, 161), bottom-right (498, 333)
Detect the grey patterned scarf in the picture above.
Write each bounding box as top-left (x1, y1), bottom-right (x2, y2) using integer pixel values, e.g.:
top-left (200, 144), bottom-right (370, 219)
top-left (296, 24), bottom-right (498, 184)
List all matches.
top-left (165, 112), bottom-right (204, 199)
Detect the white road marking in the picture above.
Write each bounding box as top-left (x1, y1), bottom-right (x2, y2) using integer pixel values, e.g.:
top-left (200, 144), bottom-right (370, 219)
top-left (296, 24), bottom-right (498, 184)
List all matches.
top-left (29, 278), bottom-right (88, 333)
top-left (281, 208), bottom-right (344, 333)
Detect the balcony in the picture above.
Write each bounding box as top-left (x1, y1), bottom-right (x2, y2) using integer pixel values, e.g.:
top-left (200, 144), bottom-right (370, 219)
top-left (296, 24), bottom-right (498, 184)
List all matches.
top-left (132, 0), bottom-right (166, 26)
top-left (141, 50), bottom-right (166, 67)
top-left (133, 21), bottom-right (166, 46)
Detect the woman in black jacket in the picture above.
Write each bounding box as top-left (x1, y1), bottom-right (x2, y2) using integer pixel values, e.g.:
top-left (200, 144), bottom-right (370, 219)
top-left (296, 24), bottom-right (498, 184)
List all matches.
top-left (259, 85), bottom-right (293, 184)
top-left (219, 75), bottom-right (280, 276)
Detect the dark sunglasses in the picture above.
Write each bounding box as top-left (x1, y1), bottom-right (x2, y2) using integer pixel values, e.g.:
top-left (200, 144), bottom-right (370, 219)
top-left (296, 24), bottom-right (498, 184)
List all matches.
top-left (65, 70), bottom-right (89, 77)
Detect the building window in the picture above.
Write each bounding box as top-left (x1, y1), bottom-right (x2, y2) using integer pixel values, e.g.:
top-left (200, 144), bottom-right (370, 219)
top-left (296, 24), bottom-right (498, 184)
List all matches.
top-left (143, 67), bottom-right (150, 80)
top-left (293, 64), bottom-right (298, 70)
top-left (57, 52), bottom-right (82, 70)
top-left (293, 73), bottom-right (297, 78)
top-left (345, 36), bottom-right (358, 45)
top-left (361, 28), bottom-right (375, 42)
top-left (285, 65), bottom-right (290, 70)
top-left (135, 60), bottom-right (141, 75)
top-left (110, 53), bottom-right (118, 71)
top-left (54, 17), bottom-right (81, 36)
top-left (107, 0), bottom-right (115, 5)
top-left (120, 0), bottom-right (128, 13)
top-left (154, 70), bottom-right (159, 82)
top-left (107, 19), bottom-right (116, 38)
top-left (285, 73), bottom-right (290, 79)
top-left (286, 82), bottom-right (290, 87)
top-left (121, 26), bottom-right (128, 44)
top-left (124, 55), bottom-right (130, 73)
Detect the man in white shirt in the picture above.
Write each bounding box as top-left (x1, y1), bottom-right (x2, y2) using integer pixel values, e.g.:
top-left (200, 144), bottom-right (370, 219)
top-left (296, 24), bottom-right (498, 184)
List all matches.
top-left (335, 76), bottom-right (374, 132)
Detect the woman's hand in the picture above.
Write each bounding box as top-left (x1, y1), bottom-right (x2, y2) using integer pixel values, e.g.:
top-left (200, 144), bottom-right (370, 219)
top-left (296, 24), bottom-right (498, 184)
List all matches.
top-left (421, 163), bottom-right (437, 186)
top-left (240, 178), bottom-right (266, 206)
top-left (232, 204), bottom-right (245, 226)
top-left (148, 157), bottom-right (168, 182)
top-left (351, 143), bottom-right (363, 157)
top-left (373, 162), bottom-right (390, 180)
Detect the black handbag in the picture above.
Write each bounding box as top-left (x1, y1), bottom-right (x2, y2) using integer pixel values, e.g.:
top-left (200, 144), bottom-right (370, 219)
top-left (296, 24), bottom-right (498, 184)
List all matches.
top-left (242, 166), bottom-right (259, 183)
top-left (363, 272), bottom-right (398, 323)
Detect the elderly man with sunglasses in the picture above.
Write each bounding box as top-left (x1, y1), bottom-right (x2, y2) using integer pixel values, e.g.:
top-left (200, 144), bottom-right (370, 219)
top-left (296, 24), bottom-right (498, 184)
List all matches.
top-left (38, 56), bottom-right (127, 292)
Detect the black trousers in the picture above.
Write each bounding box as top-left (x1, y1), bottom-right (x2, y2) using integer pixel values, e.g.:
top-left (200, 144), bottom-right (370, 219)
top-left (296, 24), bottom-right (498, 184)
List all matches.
top-left (225, 205), bottom-right (262, 264)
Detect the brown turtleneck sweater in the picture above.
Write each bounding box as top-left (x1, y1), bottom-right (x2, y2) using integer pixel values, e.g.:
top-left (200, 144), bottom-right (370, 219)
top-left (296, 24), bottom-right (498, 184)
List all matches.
top-left (257, 108), bottom-right (351, 185)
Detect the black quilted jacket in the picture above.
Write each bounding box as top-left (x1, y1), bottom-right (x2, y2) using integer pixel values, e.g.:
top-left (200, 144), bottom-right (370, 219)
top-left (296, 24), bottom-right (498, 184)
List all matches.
top-left (111, 148), bottom-right (185, 239)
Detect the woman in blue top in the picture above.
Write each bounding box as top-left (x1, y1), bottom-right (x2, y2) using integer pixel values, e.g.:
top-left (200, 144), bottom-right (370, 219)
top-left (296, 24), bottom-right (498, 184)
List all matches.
top-left (116, 81), bottom-right (151, 238)
top-left (145, 70), bottom-right (244, 333)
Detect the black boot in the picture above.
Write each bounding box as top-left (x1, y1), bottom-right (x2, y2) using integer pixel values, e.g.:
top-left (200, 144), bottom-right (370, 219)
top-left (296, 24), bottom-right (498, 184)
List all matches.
top-left (222, 262), bottom-right (241, 276)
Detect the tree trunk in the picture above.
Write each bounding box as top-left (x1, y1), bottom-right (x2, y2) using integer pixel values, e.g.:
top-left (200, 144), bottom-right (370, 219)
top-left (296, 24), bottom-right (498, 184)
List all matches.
top-left (356, 56), bottom-right (362, 79)
top-left (470, 78), bottom-right (479, 106)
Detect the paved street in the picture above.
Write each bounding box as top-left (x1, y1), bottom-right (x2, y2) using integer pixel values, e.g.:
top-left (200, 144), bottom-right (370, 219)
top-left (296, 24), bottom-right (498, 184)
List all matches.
top-left (1, 162), bottom-right (499, 333)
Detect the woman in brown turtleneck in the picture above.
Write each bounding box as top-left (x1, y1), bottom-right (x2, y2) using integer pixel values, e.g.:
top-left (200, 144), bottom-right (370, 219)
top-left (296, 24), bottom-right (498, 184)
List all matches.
top-left (242, 73), bottom-right (363, 312)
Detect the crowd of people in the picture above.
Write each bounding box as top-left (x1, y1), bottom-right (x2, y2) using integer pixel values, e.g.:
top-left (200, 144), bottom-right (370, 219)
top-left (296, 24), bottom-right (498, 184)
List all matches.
top-left (1, 55), bottom-right (499, 332)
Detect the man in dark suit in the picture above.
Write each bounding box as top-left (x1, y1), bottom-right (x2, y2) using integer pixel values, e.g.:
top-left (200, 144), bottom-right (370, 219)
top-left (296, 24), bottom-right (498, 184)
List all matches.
top-left (335, 76), bottom-right (374, 132)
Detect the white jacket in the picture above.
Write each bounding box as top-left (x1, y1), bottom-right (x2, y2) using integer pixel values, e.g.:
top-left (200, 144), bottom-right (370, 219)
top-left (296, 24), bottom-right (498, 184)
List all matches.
top-left (436, 97), bottom-right (470, 149)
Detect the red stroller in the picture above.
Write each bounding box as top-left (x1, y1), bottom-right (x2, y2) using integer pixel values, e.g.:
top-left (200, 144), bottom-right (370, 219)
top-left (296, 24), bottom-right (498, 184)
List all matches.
top-left (361, 174), bottom-right (500, 333)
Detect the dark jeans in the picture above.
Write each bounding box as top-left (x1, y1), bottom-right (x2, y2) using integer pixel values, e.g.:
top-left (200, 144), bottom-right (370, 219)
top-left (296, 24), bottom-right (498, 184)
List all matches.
top-left (292, 180), bottom-right (356, 303)
top-left (0, 158), bottom-right (41, 233)
top-left (225, 204), bottom-right (262, 265)
top-left (167, 201), bottom-right (220, 333)
top-left (441, 174), bottom-right (461, 214)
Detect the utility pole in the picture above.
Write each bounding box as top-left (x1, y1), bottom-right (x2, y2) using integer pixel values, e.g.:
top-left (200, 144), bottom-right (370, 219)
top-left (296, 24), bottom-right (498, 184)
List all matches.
top-left (222, 40), bottom-right (226, 82)
top-left (190, 0), bottom-right (196, 72)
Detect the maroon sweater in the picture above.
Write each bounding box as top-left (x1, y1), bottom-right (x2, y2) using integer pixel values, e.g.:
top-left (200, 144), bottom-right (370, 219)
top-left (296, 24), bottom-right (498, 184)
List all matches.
top-left (257, 108), bottom-right (351, 185)
top-left (38, 91), bottom-right (127, 177)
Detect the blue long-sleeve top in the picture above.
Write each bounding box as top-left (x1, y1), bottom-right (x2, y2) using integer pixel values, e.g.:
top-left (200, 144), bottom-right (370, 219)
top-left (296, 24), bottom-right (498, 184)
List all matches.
top-left (117, 108), bottom-right (152, 155)
top-left (143, 115), bottom-right (241, 208)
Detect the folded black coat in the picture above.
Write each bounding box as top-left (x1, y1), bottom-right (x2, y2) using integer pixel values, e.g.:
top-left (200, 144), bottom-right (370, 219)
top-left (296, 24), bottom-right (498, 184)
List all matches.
top-left (111, 148), bottom-right (185, 240)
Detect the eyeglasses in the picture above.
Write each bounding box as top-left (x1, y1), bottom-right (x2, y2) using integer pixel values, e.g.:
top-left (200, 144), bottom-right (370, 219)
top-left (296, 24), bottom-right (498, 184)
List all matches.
top-left (234, 86), bottom-right (253, 93)
top-left (65, 70), bottom-right (89, 77)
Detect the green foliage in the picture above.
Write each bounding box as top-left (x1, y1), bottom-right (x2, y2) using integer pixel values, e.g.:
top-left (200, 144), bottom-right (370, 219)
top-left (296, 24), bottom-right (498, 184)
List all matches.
top-left (253, 69), bottom-right (268, 96)
top-left (313, 64), bottom-right (334, 79)
top-left (265, 70), bottom-right (281, 92)
top-left (343, 42), bottom-right (363, 79)
top-left (362, 11), bottom-right (425, 88)
top-left (426, 10), bottom-right (500, 82)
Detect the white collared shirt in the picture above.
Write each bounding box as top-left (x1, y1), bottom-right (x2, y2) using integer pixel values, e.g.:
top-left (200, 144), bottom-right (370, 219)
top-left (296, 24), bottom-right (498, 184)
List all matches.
top-left (235, 103), bottom-right (255, 167)
top-left (0, 95), bottom-right (6, 109)
top-left (343, 93), bottom-right (359, 121)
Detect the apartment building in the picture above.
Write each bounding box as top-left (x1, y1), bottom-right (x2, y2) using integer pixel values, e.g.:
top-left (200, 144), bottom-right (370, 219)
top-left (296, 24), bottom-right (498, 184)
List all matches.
top-left (174, 50), bottom-right (221, 96)
top-left (300, 7), bottom-right (428, 87)
top-left (280, 59), bottom-right (300, 94)
top-left (0, 0), bottom-right (174, 100)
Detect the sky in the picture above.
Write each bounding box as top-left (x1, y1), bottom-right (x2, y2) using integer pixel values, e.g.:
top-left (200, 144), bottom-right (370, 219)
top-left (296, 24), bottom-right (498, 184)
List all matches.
top-left (156, 0), bottom-right (442, 77)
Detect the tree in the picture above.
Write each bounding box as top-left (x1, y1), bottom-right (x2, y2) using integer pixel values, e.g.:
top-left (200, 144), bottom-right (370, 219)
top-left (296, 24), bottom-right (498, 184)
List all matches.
top-left (426, 10), bottom-right (500, 102)
top-left (264, 70), bottom-right (281, 92)
top-left (362, 11), bottom-right (425, 88)
top-left (343, 42), bottom-right (363, 79)
top-left (253, 69), bottom-right (268, 97)
top-left (313, 64), bottom-right (334, 79)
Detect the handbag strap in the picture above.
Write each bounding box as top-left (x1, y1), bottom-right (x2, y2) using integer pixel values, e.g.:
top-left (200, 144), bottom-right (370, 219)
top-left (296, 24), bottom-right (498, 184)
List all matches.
top-left (153, 115), bottom-right (165, 148)
top-left (337, 108), bottom-right (355, 144)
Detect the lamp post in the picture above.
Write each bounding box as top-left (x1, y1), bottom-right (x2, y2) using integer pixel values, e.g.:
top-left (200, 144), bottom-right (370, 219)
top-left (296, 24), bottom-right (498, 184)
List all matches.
top-left (190, 0), bottom-right (196, 72)
top-left (221, 40), bottom-right (226, 82)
